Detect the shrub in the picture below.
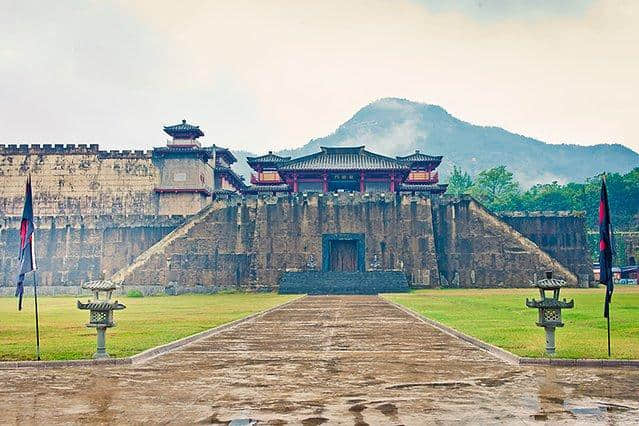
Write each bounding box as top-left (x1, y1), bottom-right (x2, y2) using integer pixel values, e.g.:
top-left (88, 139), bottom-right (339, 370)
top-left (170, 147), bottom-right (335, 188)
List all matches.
top-left (126, 289), bottom-right (144, 298)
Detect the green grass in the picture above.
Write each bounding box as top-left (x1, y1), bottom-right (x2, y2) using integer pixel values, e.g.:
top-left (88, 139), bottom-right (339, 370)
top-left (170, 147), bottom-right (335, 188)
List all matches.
top-left (0, 293), bottom-right (297, 361)
top-left (385, 287), bottom-right (639, 359)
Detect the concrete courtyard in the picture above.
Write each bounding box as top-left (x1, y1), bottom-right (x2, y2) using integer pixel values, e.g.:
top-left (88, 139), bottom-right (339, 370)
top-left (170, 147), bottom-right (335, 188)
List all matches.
top-left (1, 296), bottom-right (638, 424)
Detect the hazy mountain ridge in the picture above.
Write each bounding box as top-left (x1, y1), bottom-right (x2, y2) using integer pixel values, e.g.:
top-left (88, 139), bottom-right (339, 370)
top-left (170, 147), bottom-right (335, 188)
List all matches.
top-left (232, 98), bottom-right (639, 186)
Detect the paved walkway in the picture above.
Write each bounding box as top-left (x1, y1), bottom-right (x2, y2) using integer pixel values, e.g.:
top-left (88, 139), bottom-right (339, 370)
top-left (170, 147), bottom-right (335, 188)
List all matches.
top-left (1, 296), bottom-right (638, 424)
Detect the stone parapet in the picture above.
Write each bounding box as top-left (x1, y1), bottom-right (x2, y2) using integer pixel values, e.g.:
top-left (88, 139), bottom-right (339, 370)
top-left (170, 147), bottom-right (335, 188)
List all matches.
top-left (0, 143), bottom-right (152, 158)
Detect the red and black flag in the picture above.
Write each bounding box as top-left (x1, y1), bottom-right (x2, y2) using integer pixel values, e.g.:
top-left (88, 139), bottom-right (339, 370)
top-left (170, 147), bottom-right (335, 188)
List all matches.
top-left (599, 176), bottom-right (614, 318)
top-left (16, 174), bottom-right (37, 311)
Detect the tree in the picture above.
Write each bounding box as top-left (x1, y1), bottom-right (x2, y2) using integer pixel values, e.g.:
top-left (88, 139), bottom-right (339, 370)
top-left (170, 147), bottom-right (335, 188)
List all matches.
top-left (470, 166), bottom-right (520, 210)
top-left (446, 166), bottom-right (473, 195)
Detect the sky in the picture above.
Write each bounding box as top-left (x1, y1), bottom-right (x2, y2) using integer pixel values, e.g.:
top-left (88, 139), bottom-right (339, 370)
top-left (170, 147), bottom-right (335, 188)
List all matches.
top-left (1, 0), bottom-right (638, 154)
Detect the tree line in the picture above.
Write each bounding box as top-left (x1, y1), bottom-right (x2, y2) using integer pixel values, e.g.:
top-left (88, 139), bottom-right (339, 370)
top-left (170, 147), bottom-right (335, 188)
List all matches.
top-left (447, 165), bottom-right (639, 231)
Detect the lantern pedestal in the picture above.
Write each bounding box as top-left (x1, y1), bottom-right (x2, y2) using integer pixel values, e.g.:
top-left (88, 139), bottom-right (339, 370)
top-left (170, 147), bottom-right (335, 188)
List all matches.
top-left (545, 327), bottom-right (556, 356)
top-left (95, 326), bottom-right (108, 359)
top-left (525, 271), bottom-right (574, 357)
top-left (77, 281), bottom-right (126, 359)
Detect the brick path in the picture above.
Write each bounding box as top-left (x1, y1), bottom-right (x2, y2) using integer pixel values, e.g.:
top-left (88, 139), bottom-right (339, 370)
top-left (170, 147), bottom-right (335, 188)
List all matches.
top-left (1, 296), bottom-right (638, 424)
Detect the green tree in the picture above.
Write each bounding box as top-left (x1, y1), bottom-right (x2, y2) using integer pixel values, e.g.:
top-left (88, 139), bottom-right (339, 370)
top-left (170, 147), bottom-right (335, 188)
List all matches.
top-left (470, 166), bottom-right (521, 210)
top-left (446, 166), bottom-right (473, 195)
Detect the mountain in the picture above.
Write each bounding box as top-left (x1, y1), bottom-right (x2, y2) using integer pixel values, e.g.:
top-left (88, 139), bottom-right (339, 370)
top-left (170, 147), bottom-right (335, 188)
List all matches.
top-left (232, 98), bottom-right (639, 186)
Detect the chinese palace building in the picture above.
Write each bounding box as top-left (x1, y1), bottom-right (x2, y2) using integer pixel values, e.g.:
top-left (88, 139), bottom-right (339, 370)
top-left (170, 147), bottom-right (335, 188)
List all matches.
top-left (245, 146), bottom-right (448, 195)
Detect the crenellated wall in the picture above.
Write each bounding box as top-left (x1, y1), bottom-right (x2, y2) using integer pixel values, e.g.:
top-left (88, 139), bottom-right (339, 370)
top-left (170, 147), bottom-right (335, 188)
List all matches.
top-left (0, 144), bottom-right (159, 216)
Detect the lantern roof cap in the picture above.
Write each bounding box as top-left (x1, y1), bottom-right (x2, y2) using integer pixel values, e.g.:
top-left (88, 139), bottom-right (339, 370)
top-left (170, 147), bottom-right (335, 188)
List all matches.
top-left (535, 277), bottom-right (566, 289)
top-left (82, 280), bottom-right (120, 291)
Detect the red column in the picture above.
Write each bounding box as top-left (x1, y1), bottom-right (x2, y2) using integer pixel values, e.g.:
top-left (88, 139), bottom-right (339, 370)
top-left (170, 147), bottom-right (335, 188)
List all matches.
top-left (390, 172), bottom-right (396, 192)
top-left (359, 171), bottom-right (365, 193)
top-left (293, 172), bottom-right (298, 193)
top-left (322, 172), bottom-right (328, 193)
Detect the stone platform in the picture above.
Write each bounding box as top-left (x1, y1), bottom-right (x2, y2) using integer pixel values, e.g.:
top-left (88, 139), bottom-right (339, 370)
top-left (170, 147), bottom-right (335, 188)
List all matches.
top-left (278, 271), bottom-right (410, 294)
top-left (1, 296), bottom-right (638, 424)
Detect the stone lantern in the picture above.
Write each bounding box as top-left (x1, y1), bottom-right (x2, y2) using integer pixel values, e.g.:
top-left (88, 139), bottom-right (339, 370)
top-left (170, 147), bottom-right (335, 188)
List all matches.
top-left (77, 280), bottom-right (126, 359)
top-left (525, 271), bottom-right (574, 356)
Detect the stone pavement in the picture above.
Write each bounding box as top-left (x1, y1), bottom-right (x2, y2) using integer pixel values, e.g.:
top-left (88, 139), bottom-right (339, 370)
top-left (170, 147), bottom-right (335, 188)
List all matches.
top-left (1, 296), bottom-right (638, 424)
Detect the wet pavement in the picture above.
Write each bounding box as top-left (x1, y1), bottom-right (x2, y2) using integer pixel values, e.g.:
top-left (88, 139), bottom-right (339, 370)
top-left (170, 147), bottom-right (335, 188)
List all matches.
top-left (1, 296), bottom-right (638, 424)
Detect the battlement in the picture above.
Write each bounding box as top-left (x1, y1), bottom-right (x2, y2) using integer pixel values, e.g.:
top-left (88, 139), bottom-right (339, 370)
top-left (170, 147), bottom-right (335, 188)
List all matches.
top-left (0, 144), bottom-right (152, 158)
top-left (499, 210), bottom-right (586, 218)
top-left (212, 190), bottom-right (438, 207)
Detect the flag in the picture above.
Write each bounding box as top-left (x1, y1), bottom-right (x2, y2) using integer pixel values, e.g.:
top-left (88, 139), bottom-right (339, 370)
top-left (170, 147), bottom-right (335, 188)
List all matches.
top-left (16, 175), bottom-right (36, 311)
top-left (599, 176), bottom-right (614, 318)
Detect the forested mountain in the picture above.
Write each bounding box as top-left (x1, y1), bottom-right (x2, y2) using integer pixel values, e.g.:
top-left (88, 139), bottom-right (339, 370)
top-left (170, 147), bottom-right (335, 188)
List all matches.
top-left (233, 98), bottom-right (638, 187)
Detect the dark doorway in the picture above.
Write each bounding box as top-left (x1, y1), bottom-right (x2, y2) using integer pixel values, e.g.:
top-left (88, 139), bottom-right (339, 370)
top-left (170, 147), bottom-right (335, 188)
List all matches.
top-left (329, 240), bottom-right (358, 271)
top-left (322, 233), bottom-right (365, 272)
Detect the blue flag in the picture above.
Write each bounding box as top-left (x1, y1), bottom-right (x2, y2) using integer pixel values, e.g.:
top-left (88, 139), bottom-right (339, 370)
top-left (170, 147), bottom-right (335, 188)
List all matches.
top-left (16, 175), bottom-right (36, 311)
top-left (598, 176), bottom-right (614, 318)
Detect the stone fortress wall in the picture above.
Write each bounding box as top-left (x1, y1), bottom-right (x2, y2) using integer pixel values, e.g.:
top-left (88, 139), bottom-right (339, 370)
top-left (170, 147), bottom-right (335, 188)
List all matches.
top-left (112, 194), bottom-right (583, 293)
top-left (0, 144), bottom-right (160, 216)
top-left (499, 211), bottom-right (593, 284)
top-left (0, 144), bottom-right (592, 294)
top-left (0, 214), bottom-right (184, 296)
top-left (0, 143), bottom-right (180, 295)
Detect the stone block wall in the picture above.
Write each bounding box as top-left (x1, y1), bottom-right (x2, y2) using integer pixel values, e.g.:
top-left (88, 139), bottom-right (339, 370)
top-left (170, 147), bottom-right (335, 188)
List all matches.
top-left (111, 200), bottom-right (256, 291)
top-left (432, 197), bottom-right (578, 287)
top-left (0, 215), bottom-right (183, 295)
top-left (112, 193), bottom-right (582, 291)
top-left (113, 193), bottom-right (440, 291)
top-left (249, 193), bottom-right (440, 289)
top-left (500, 211), bottom-right (593, 285)
top-left (0, 144), bottom-right (159, 216)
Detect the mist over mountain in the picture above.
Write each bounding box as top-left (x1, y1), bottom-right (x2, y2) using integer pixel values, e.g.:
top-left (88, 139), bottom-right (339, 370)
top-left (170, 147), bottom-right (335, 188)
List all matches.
top-left (233, 98), bottom-right (639, 186)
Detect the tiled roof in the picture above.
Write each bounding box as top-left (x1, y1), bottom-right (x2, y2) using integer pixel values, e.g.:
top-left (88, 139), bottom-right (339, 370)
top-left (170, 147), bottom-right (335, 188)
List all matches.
top-left (163, 120), bottom-right (205, 138)
top-left (246, 151), bottom-right (291, 163)
top-left (152, 146), bottom-right (213, 160)
top-left (211, 146), bottom-right (237, 164)
top-left (278, 146), bottom-right (410, 171)
top-left (396, 150), bottom-right (443, 163)
top-left (215, 165), bottom-right (247, 190)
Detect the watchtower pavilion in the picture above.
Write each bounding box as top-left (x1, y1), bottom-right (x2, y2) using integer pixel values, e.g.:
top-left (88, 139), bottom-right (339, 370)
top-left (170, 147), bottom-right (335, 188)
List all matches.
top-left (153, 120), bottom-right (245, 215)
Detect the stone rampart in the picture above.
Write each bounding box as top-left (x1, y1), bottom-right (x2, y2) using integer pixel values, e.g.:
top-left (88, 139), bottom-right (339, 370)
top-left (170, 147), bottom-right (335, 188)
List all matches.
top-left (112, 194), bottom-right (581, 291)
top-left (500, 211), bottom-right (593, 285)
top-left (432, 197), bottom-right (579, 287)
top-left (0, 144), bottom-right (159, 216)
top-left (0, 215), bottom-right (185, 295)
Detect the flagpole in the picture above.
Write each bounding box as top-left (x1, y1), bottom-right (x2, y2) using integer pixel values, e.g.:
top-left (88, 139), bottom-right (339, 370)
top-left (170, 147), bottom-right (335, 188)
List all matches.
top-left (33, 271), bottom-right (41, 361)
top-left (607, 312), bottom-right (611, 358)
top-left (602, 173), bottom-right (613, 358)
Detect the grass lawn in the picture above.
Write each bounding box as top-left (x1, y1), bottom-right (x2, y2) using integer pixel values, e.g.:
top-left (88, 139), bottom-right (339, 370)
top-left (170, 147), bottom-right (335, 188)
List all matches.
top-left (0, 293), bottom-right (298, 361)
top-left (385, 286), bottom-right (639, 360)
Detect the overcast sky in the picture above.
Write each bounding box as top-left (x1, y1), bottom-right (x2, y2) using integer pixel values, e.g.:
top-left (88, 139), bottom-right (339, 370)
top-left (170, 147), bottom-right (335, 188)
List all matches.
top-left (1, 0), bottom-right (637, 154)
